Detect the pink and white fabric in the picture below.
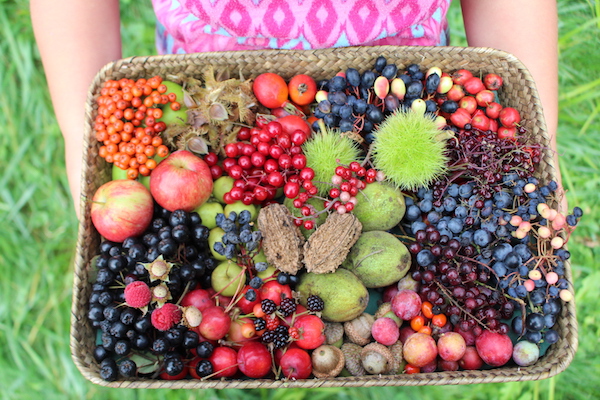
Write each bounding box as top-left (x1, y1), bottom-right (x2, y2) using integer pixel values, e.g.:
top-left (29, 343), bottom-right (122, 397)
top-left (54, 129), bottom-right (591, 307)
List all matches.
top-left (151, 0), bottom-right (452, 54)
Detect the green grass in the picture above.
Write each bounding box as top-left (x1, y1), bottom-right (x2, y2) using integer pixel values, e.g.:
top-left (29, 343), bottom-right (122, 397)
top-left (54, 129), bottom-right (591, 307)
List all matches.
top-left (0, 0), bottom-right (598, 399)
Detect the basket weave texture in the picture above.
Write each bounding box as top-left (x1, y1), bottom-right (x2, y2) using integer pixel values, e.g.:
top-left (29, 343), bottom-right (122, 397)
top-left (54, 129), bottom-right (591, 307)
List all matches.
top-left (71, 46), bottom-right (578, 389)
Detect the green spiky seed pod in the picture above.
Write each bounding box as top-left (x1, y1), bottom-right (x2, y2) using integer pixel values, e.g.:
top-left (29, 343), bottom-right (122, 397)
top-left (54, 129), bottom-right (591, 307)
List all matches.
top-left (371, 111), bottom-right (449, 191)
top-left (303, 126), bottom-right (362, 196)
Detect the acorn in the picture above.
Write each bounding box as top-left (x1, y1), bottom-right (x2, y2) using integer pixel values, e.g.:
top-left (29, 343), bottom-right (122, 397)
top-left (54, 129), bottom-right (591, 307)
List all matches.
top-left (360, 342), bottom-right (395, 375)
top-left (324, 322), bottom-right (345, 347)
top-left (343, 313), bottom-right (374, 346)
top-left (341, 342), bottom-right (366, 376)
top-left (311, 345), bottom-right (345, 378)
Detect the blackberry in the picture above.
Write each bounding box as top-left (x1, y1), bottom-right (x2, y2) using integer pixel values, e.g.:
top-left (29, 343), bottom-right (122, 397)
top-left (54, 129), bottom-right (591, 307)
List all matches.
top-left (195, 359), bottom-right (214, 378)
top-left (306, 295), bottom-right (325, 312)
top-left (273, 326), bottom-right (289, 349)
top-left (261, 299), bottom-right (277, 315)
top-left (261, 330), bottom-right (275, 344)
top-left (254, 317), bottom-right (267, 331)
top-left (99, 358), bottom-right (118, 381)
top-left (279, 298), bottom-right (297, 317)
top-left (118, 358), bottom-right (137, 378)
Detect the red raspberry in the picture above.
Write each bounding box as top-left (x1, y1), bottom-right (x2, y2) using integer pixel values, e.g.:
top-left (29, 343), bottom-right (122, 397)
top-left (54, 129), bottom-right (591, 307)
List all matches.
top-left (151, 303), bottom-right (182, 331)
top-left (124, 281), bottom-right (151, 308)
top-left (265, 314), bottom-right (280, 331)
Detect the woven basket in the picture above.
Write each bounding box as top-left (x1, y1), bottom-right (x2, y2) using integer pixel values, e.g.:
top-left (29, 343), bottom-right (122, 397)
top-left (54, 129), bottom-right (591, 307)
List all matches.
top-left (71, 46), bottom-right (578, 389)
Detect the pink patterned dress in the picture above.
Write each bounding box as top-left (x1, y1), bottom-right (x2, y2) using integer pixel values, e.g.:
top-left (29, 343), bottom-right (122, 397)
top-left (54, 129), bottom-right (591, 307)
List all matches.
top-left (151, 0), bottom-right (452, 54)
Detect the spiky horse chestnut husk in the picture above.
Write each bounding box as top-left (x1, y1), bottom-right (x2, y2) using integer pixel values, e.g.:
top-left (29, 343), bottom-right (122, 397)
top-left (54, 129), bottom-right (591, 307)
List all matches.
top-left (371, 111), bottom-right (449, 191)
top-left (303, 126), bottom-right (362, 196)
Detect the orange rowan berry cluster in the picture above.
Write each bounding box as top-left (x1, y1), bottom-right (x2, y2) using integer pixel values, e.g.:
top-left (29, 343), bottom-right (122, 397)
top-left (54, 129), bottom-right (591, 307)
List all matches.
top-left (94, 76), bottom-right (181, 179)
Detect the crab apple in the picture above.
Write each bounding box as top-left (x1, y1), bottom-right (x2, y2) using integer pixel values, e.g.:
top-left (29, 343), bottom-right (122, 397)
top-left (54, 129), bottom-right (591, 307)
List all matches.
top-left (485, 102), bottom-right (503, 119)
top-left (391, 289), bottom-right (422, 321)
top-left (446, 84), bottom-right (465, 102)
top-left (459, 95), bottom-right (478, 115)
top-left (91, 179), bottom-right (154, 243)
top-left (499, 107), bottom-right (521, 128)
top-left (235, 285), bottom-right (262, 314)
top-left (209, 346), bottom-right (239, 378)
top-left (403, 333), bottom-right (438, 368)
top-left (372, 317), bottom-right (401, 346)
top-left (458, 346), bottom-right (484, 370)
top-left (437, 332), bottom-right (467, 362)
top-left (463, 76), bottom-right (486, 95)
top-left (475, 330), bottom-right (513, 367)
top-left (279, 347), bottom-right (312, 380)
top-left (259, 280), bottom-right (293, 306)
top-left (199, 306), bottom-right (231, 341)
top-left (498, 126), bottom-right (517, 140)
top-left (180, 288), bottom-right (215, 311)
top-left (475, 89), bottom-right (495, 107)
top-left (471, 113), bottom-right (490, 131)
top-left (293, 314), bottom-right (326, 350)
top-left (452, 69), bottom-right (473, 85)
top-left (237, 341), bottom-right (272, 378)
top-left (483, 73), bottom-right (503, 90)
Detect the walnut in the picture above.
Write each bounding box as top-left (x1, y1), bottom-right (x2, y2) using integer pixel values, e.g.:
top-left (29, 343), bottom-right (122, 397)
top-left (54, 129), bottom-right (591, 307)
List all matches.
top-left (256, 204), bottom-right (304, 275)
top-left (303, 212), bottom-right (362, 274)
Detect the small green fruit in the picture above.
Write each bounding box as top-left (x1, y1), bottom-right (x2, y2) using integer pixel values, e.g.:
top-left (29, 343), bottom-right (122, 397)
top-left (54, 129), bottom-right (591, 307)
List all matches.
top-left (297, 269), bottom-right (369, 322)
top-left (211, 260), bottom-right (246, 297)
top-left (195, 201), bottom-right (224, 229)
top-left (352, 181), bottom-right (406, 231)
top-left (342, 231), bottom-right (411, 288)
top-left (212, 176), bottom-right (235, 204)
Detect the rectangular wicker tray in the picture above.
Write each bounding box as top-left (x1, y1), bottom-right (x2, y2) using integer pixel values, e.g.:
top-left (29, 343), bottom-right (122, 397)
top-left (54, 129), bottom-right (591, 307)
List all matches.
top-left (71, 46), bottom-right (578, 389)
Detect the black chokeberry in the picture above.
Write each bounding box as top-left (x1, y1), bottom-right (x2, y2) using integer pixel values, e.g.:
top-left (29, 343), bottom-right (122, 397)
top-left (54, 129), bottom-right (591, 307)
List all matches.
top-left (196, 341), bottom-right (214, 358)
top-left (118, 358), bottom-right (137, 378)
top-left (99, 358), bottom-right (118, 381)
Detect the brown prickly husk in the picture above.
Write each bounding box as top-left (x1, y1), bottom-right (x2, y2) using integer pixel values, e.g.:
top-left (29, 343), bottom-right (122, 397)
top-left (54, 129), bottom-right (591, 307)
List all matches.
top-left (303, 213), bottom-right (362, 274)
top-left (257, 204), bottom-right (304, 275)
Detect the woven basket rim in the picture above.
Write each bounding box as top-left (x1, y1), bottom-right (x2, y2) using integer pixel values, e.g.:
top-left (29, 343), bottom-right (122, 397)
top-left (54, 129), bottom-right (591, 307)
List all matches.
top-left (71, 45), bottom-right (578, 389)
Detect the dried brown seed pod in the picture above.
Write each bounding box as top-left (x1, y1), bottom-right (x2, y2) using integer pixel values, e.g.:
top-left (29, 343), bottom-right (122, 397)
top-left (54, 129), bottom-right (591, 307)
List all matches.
top-left (257, 204), bottom-right (304, 275)
top-left (303, 213), bottom-right (362, 274)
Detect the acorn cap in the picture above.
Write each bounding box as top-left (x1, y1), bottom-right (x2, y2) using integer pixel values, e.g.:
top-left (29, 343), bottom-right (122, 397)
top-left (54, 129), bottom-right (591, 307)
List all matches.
top-left (388, 340), bottom-right (404, 374)
top-left (343, 313), bottom-right (374, 346)
top-left (311, 345), bottom-right (345, 378)
top-left (324, 322), bottom-right (344, 346)
top-left (360, 342), bottom-right (395, 375)
top-left (341, 342), bottom-right (366, 376)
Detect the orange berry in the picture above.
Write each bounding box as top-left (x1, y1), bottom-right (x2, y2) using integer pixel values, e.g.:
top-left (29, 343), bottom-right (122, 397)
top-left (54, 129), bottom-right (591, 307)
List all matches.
top-left (152, 108), bottom-right (163, 119)
top-left (157, 84), bottom-right (167, 94)
top-left (145, 158), bottom-right (157, 170)
top-left (95, 130), bottom-right (108, 142)
top-left (167, 92), bottom-right (177, 102)
top-left (105, 154), bottom-right (114, 163)
top-left (129, 158), bottom-right (140, 168)
top-left (123, 123), bottom-right (134, 135)
top-left (143, 96), bottom-right (154, 108)
top-left (421, 301), bottom-right (434, 320)
top-left (131, 95), bottom-right (142, 107)
top-left (109, 133), bottom-right (122, 144)
top-left (156, 145), bottom-right (169, 158)
top-left (127, 168), bottom-right (139, 180)
top-left (431, 314), bottom-right (447, 328)
top-left (151, 136), bottom-right (163, 147)
top-left (410, 315), bottom-right (426, 332)
top-left (141, 135), bottom-right (152, 146)
top-left (98, 146), bottom-right (108, 158)
top-left (136, 153), bottom-right (148, 165)
top-left (170, 101), bottom-right (181, 111)
top-left (138, 165), bottom-right (150, 176)
top-left (418, 326), bottom-right (432, 335)
top-left (105, 143), bottom-right (118, 154)
top-left (144, 145), bottom-right (156, 158)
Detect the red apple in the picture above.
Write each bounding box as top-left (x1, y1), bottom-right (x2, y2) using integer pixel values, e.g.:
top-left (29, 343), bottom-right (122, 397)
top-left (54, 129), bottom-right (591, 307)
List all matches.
top-left (150, 150), bottom-right (213, 212)
top-left (91, 179), bottom-right (154, 243)
top-left (279, 347), bottom-right (312, 380)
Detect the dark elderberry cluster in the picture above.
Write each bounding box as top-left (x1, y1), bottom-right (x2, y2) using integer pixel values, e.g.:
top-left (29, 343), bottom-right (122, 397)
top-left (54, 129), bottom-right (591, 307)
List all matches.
top-left (88, 204), bottom-right (218, 381)
top-left (313, 56), bottom-right (444, 142)
top-left (402, 169), bottom-right (580, 345)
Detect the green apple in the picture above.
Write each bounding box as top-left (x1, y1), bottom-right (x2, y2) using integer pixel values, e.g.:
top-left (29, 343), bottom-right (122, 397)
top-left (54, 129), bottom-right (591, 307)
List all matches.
top-left (224, 201), bottom-right (258, 222)
top-left (208, 227), bottom-right (227, 261)
top-left (212, 176), bottom-right (235, 204)
top-left (112, 164), bottom-right (129, 181)
top-left (211, 260), bottom-right (246, 297)
top-left (195, 201), bottom-right (224, 229)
